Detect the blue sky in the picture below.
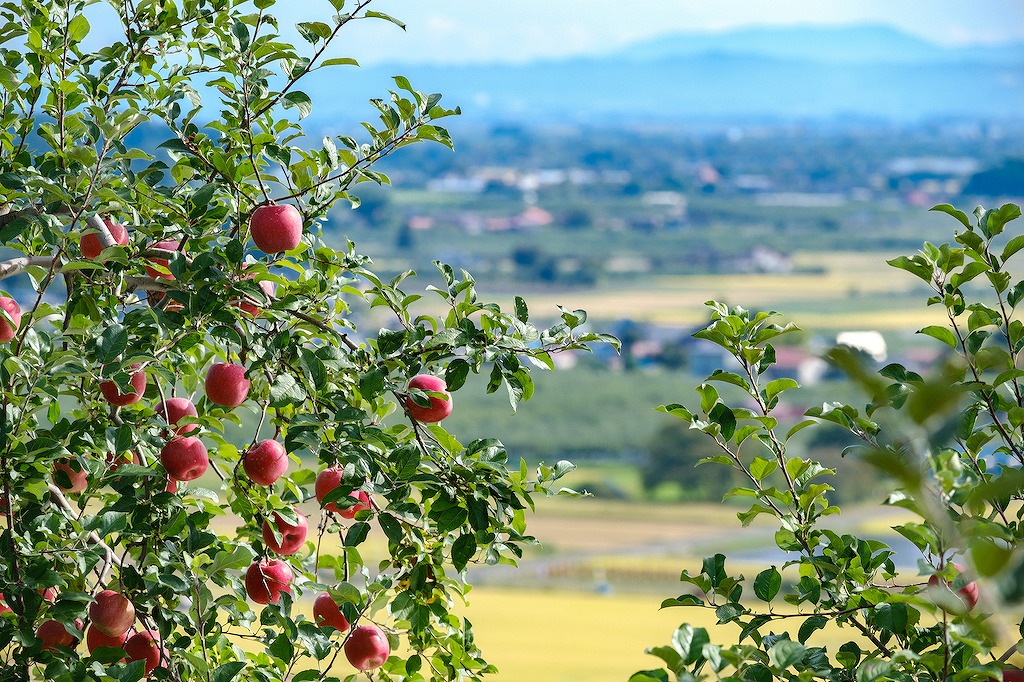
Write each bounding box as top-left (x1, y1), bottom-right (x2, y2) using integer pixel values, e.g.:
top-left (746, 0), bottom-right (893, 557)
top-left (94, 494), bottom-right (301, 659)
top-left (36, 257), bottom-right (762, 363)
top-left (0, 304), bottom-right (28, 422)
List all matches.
top-left (286, 0), bottom-right (1024, 64)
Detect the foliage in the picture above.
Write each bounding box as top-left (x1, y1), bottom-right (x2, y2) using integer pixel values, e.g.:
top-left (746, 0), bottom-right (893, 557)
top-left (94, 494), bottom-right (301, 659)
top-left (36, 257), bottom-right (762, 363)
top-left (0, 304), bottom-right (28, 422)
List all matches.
top-left (634, 203), bottom-right (1024, 681)
top-left (0, 1), bottom-right (615, 680)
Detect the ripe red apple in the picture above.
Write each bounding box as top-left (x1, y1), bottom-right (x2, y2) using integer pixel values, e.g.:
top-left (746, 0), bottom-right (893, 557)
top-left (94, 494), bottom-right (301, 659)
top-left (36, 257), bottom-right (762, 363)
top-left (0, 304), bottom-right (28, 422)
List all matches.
top-left (313, 592), bottom-right (350, 631)
top-left (928, 563), bottom-right (979, 612)
top-left (0, 296), bottom-right (22, 343)
top-left (998, 670), bottom-right (1024, 682)
top-left (160, 436), bottom-right (209, 481)
top-left (36, 618), bottom-right (82, 651)
top-left (405, 374), bottom-right (453, 423)
top-left (243, 439), bottom-right (288, 486)
top-left (164, 477), bottom-right (179, 494)
top-left (235, 277), bottom-right (276, 317)
top-left (244, 559), bottom-right (293, 604)
top-left (315, 468), bottom-right (371, 516)
top-left (344, 623), bottom-right (390, 671)
top-left (89, 589), bottom-right (135, 638)
top-left (250, 204), bottom-right (303, 253)
top-left (100, 364), bottom-right (147, 407)
top-left (205, 362), bottom-right (250, 407)
top-left (123, 630), bottom-right (165, 674)
top-left (86, 624), bottom-right (127, 653)
top-left (144, 239), bottom-right (180, 280)
top-left (261, 508), bottom-right (309, 555)
top-left (80, 219), bottom-right (129, 260)
top-left (155, 397), bottom-right (199, 434)
top-left (53, 459), bottom-right (88, 493)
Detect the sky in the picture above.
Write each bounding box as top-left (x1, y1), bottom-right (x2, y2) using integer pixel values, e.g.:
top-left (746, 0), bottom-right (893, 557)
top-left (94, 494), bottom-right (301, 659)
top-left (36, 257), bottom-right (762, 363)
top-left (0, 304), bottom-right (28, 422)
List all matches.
top-left (285, 0), bottom-right (1024, 65)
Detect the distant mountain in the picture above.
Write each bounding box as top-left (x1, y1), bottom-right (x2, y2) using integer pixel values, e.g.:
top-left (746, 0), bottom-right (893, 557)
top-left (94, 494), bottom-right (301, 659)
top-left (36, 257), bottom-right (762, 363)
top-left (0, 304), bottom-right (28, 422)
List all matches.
top-left (306, 24), bottom-right (1024, 127)
top-left (613, 24), bottom-right (1024, 65)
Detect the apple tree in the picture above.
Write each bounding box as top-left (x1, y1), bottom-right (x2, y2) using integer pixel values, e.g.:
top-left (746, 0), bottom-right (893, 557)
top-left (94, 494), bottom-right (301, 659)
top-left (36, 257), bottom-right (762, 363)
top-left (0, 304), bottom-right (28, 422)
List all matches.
top-left (0, 1), bottom-right (616, 680)
top-left (632, 203), bottom-right (1024, 681)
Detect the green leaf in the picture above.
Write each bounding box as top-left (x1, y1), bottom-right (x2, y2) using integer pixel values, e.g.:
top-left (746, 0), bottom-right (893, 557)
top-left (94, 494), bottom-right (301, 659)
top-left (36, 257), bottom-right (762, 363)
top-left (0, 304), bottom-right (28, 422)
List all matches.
top-left (366, 10), bottom-right (407, 30)
top-left (753, 567), bottom-right (781, 601)
top-left (930, 203), bottom-right (972, 229)
top-left (451, 534), bottom-right (476, 571)
top-left (321, 57), bottom-right (359, 67)
top-left (1002, 235), bottom-right (1024, 263)
top-left (629, 671), bottom-right (669, 682)
top-left (283, 91), bottom-right (313, 119)
top-left (269, 373), bottom-right (306, 407)
top-left (916, 325), bottom-right (957, 349)
top-left (768, 640), bottom-right (805, 669)
top-left (68, 15), bottom-right (90, 42)
top-left (797, 615), bottom-right (827, 644)
top-left (212, 662), bottom-right (247, 682)
top-left (97, 325), bottom-right (128, 363)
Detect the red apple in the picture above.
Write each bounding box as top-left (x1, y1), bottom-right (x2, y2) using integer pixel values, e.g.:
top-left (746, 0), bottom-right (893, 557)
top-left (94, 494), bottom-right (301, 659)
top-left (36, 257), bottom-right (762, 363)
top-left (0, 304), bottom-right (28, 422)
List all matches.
top-left (164, 478), bottom-right (179, 494)
top-left (998, 670), bottom-right (1024, 682)
top-left (144, 239), bottom-right (180, 280)
top-left (160, 436), bottom-right (209, 481)
top-left (205, 362), bottom-right (250, 407)
top-left (36, 618), bottom-right (82, 651)
top-left (261, 508), bottom-right (308, 555)
top-left (100, 364), bottom-right (147, 407)
top-left (250, 204), bottom-right (303, 253)
top-left (928, 563), bottom-right (979, 612)
top-left (123, 630), bottom-right (165, 674)
top-left (313, 592), bottom-right (350, 631)
top-left (405, 374), bottom-right (453, 423)
top-left (244, 559), bottom-right (293, 604)
top-left (89, 589), bottom-right (135, 638)
top-left (316, 467), bottom-right (369, 515)
top-left (235, 277), bottom-right (276, 317)
top-left (0, 599), bottom-right (10, 615)
top-left (0, 296), bottom-right (22, 343)
top-left (86, 624), bottom-right (127, 654)
top-left (53, 459), bottom-right (88, 493)
top-left (344, 623), bottom-right (390, 671)
top-left (155, 397), bottom-right (199, 434)
top-left (243, 439), bottom-right (288, 486)
top-left (80, 219), bottom-right (129, 260)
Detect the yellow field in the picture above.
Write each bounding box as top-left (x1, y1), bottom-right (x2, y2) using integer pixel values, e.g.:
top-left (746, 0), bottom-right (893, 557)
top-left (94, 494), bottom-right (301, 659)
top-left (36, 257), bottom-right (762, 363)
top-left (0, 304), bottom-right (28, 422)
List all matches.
top-left (478, 250), bottom-right (947, 329)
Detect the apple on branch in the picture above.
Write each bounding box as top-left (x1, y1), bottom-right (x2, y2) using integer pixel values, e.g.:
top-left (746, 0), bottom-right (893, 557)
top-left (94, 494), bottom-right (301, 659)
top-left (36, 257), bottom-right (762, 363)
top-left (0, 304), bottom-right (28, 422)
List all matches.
top-left (52, 459), bottom-right (88, 493)
top-left (160, 436), bottom-right (209, 482)
top-left (0, 296), bottom-right (22, 343)
top-left (313, 592), bottom-right (350, 631)
top-left (249, 204), bottom-right (303, 253)
top-left (89, 589), bottom-right (135, 638)
top-left (36, 618), bottom-right (82, 652)
top-left (205, 362), bottom-right (250, 408)
top-left (344, 623), bottom-right (391, 671)
top-left (124, 630), bottom-right (166, 675)
top-left (80, 219), bottom-right (128, 260)
top-left (100, 364), bottom-right (147, 407)
top-left (243, 439), bottom-right (288, 486)
top-left (405, 374), bottom-right (453, 423)
top-left (144, 239), bottom-right (181, 280)
top-left (86, 624), bottom-right (127, 654)
top-left (245, 559), bottom-right (293, 604)
top-left (261, 508), bottom-right (309, 556)
top-left (315, 467), bottom-right (372, 518)
top-left (927, 562), bottom-right (979, 612)
top-left (155, 396), bottom-right (199, 435)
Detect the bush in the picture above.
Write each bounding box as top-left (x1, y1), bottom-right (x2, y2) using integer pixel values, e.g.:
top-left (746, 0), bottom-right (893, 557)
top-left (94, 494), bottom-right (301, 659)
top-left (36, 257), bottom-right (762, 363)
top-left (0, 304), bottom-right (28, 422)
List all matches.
top-left (634, 203), bottom-right (1024, 681)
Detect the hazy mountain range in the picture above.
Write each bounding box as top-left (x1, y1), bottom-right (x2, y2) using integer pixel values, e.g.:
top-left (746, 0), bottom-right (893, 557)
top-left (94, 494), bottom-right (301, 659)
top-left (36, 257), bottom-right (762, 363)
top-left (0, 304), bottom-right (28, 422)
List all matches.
top-left (310, 24), bottom-right (1024, 125)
